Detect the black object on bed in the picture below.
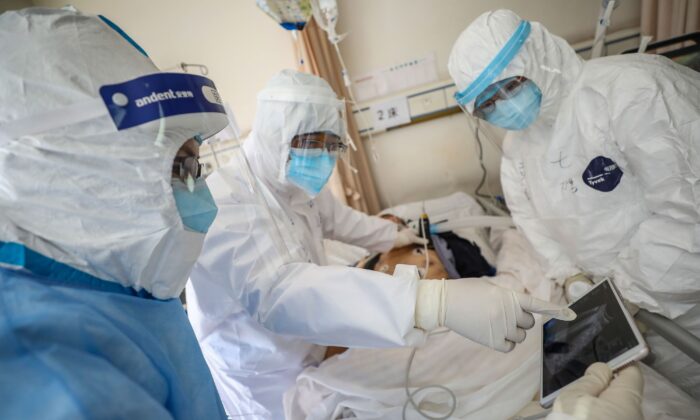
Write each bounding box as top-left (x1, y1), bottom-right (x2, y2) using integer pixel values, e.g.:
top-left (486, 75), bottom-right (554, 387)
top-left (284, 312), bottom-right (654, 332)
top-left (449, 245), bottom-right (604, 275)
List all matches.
top-left (432, 232), bottom-right (496, 279)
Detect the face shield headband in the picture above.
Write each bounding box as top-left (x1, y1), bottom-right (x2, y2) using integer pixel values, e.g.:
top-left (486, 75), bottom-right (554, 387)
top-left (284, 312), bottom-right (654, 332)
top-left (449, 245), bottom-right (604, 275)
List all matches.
top-left (0, 72), bottom-right (227, 146)
top-left (454, 20), bottom-right (531, 110)
top-left (257, 86), bottom-right (348, 147)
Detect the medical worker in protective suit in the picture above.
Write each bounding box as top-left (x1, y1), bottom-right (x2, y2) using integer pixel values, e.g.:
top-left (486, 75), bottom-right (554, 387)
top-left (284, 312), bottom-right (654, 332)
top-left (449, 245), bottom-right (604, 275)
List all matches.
top-left (186, 69), bottom-right (573, 418)
top-left (449, 9), bottom-right (700, 399)
top-left (0, 8), bottom-right (228, 419)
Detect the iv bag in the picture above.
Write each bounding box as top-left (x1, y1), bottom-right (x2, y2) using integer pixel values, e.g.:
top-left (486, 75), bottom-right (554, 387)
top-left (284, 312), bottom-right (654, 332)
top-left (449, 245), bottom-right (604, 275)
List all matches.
top-left (256, 0), bottom-right (313, 31)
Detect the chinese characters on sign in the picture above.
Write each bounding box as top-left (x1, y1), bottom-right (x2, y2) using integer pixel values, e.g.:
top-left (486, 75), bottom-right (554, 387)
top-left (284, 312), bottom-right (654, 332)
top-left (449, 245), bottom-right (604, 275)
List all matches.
top-left (370, 96), bottom-right (411, 130)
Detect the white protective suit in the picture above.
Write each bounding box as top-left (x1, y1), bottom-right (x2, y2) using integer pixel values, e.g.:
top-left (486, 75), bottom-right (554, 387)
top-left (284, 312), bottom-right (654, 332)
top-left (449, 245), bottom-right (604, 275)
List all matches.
top-left (0, 9), bottom-right (226, 299)
top-left (0, 7), bottom-right (228, 418)
top-left (186, 70), bottom-right (429, 419)
top-left (449, 10), bottom-right (700, 397)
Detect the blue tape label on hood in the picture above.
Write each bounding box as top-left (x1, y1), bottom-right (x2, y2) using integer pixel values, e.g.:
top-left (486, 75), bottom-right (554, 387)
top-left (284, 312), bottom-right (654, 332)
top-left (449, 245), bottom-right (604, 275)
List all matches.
top-left (582, 156), bottom-right (623, 192)
top-left (99, 73), bottom-right (226, 131)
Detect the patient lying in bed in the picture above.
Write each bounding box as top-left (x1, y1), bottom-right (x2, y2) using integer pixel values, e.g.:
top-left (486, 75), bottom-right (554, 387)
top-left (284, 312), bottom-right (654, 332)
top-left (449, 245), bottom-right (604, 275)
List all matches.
top-left (325, 214), bottom-right (495, 360)
top-left (287, 212), bottom-right (699, 419)
top-left (358, 214), bottom-right (495, 280)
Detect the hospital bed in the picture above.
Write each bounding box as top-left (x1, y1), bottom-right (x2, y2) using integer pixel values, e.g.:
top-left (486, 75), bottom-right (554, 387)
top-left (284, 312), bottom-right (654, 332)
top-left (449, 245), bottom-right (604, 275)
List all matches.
top-left (622, 31), bottom-right (700, 72)
top-left (288, 192), bottom-right (700, 420)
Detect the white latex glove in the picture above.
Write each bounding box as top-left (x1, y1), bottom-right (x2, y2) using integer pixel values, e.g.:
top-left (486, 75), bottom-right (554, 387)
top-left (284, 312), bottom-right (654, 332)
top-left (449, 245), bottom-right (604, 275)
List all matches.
top-left (415, 278), bottom-right (575, 352)
top-left (563, 273), bottom-right (593, 303)
top-left (547, 362), bottom-right (644, 420)
top-left (393, 226), bottom-right (429, 249)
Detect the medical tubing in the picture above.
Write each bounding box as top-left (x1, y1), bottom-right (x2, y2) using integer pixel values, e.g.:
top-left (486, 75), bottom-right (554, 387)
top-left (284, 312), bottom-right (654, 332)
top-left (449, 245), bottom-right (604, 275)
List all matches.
top-left (635, 309), bottom-right (700, 365)
top-left (431, 216), bottom-right (514, 233)
top-left (473, 122), bottom-right (489, 199)
top-left (330, 37), bottom-right (397, 208)
top-left (404, 217), bottom-right (454, 419)
top-left (402, 330), bottom-right (457, 420)
top-left (420, 216), bottom-right (430, 279)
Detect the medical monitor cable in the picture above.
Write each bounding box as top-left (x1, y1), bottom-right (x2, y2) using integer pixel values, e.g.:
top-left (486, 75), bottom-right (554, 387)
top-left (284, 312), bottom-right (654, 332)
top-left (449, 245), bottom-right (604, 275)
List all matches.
top-left (472, 119), bottom-right (510, 216)
top-left (402, 336), bottom-right (456, 420)
top-left (473, 120), bottom-right (490, 200)
top-left (401, 219), bottom-right (457, 420)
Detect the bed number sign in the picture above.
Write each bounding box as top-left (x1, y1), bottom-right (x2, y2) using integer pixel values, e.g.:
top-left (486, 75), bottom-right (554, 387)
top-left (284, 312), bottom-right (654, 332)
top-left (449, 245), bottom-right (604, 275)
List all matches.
top-left (370, 97), bottom-right (411, 130)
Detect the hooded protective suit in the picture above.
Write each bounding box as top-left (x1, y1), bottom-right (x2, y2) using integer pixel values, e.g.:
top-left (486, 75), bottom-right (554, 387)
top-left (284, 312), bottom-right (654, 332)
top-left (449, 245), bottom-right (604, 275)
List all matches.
top-left (0, 8), bottom-right (227, 418)
top-left (449, 9), bottom-right (700, 397)
top-left (185, 70), bottom-right (425, 419)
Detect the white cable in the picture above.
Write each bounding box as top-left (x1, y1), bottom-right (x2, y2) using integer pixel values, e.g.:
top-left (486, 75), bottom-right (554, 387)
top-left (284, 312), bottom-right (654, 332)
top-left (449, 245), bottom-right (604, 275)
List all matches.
top-left (402, 329), bottom-right (457, 420)
top-left (403, 215), bottom-right (457, 419)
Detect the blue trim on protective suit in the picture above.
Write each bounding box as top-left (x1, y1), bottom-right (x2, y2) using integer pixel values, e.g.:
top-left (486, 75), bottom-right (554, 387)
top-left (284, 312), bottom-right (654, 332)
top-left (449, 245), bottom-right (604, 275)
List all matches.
top-left (98, 15), bottom-right (149, 57)
top-left (0, 241), bottom-right (155, 299)
top-left (454, 20), bottom-right (531, 106)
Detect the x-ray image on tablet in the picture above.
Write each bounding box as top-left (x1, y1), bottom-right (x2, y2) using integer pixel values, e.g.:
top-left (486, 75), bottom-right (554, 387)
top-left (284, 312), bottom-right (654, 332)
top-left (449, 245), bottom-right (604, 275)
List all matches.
top-left (540, 279), bottom-right (648, 406)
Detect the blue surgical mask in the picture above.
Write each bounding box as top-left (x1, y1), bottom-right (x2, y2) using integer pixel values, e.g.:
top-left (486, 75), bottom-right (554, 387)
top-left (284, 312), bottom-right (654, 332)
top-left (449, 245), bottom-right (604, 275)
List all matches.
top-left (286, 148), bottom-right (337, 196)
top-left (481, 80), bottom-right (542, 130)
top-left (172, 178), bottom-right (218, 233)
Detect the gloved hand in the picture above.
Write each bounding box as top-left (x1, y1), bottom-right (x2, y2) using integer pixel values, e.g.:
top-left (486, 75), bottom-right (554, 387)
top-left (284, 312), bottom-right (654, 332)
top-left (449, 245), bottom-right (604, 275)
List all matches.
top-left (548, 362), bottom-right (643, 420)
top-left (415, 278), bottom-right (575, 352)
top-left (393, 226), bottom-right (429, 249)
top-left (563, 273), bottom-right (593, 303)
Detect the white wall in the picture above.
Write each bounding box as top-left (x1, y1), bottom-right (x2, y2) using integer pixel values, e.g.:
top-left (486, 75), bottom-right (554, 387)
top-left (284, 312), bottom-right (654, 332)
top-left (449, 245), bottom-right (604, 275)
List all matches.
top-left (31, 0), bottom-right (299, 133)
top-left (336, 0), bottom-right (641, 208)
top-left (0, 0), bottom-right (34, 12)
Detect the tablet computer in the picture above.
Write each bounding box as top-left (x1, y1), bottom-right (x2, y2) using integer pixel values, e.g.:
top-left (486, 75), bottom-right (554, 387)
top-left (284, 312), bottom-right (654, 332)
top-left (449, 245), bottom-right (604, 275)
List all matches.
top-left (540, 278), bottom-right (648, 407)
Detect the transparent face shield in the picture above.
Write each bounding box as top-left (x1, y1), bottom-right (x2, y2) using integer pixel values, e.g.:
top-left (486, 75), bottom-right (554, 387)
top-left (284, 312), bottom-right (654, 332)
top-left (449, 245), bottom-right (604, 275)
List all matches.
top-left (471, 75), bottom-right (542, 131)
top-left (290, 131), bottom-right (347, 157)
top-left (202, 104), bottom-right (297, 275)
top-left (256, 85), bottom-right (349, 197)
top-left (0, 72), bottom-right (228, 149)
top-left (453, 20), bottom-right (538, 129)
top-left (451, 20), bottom-right (537, 209)
top-left (287, 128), bottom-right (347, 195)
top-left (0, 72), bottom-right (230, 224)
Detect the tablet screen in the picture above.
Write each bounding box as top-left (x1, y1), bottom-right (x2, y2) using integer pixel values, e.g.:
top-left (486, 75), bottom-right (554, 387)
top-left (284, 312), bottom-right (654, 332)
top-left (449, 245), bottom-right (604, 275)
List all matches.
top-left (542, 281), bottom-right (640, 398)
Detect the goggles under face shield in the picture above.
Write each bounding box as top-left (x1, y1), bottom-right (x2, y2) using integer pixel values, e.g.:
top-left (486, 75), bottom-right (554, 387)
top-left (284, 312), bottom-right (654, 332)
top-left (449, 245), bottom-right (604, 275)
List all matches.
top-left (472, 76), bottom-right (529, 119)
top-left (453, 19), bottom-right (531, 113)
top-left (290, 131), bottom-right (347, 157)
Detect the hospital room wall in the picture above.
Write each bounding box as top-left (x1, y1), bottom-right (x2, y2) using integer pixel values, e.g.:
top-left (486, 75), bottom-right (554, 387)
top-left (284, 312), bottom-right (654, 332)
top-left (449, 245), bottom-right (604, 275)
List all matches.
top-left (0, 0), bottom-right (33, 11)
top-left (31, 0), bottom-right (299, 134)
top-left (336, 0), bottom-right (642, 209)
